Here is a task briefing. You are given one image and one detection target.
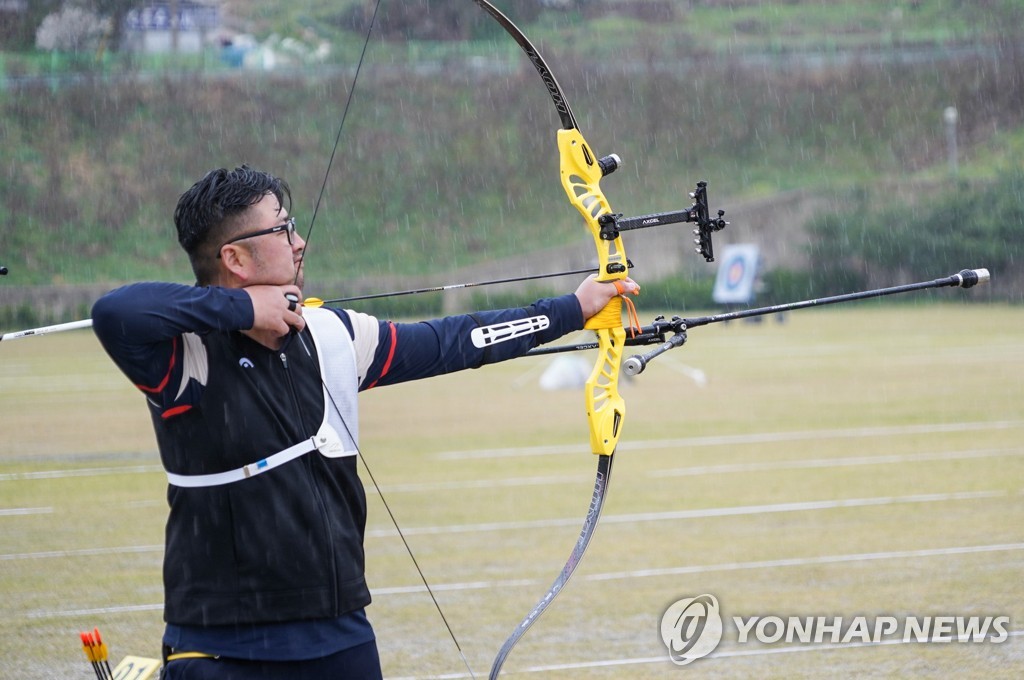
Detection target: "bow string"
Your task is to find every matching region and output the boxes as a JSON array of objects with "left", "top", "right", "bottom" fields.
[{"left": 293, "top": 0, "right": 478, "bottom": 675}]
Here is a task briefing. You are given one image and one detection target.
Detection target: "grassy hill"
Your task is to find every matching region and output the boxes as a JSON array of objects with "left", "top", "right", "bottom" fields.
[
  {"left": 218, "top": 0, "right": 1022, "bottom": 54},
  {"left": 1, "top": 1, "right": 1022, "bottom": 322}
]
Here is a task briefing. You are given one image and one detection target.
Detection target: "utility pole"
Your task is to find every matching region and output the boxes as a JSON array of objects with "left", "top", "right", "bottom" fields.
[
  {"left": 943, "top": 106, "right": 959, "bottom": 178},
  {"left": 170, "top": 0, "right": 179, "bottom": 53}
]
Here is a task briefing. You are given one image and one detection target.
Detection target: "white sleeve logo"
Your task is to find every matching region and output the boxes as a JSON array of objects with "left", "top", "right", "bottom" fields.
[
  {"left": 175, "top": 332, "right": 209, "bottom": 400},
  {"left": 471, "top": 315, "right": 550, "bottom": 348}
]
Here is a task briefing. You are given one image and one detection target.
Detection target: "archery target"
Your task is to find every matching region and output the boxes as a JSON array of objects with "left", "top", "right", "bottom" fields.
[{"left": 712, "top": 244, "right": 760, "bottom": 304}]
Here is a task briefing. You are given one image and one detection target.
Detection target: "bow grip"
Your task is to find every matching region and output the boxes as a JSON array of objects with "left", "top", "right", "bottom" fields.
[{"left": 584, "top": 295, "right": 623, "bottom": 331}]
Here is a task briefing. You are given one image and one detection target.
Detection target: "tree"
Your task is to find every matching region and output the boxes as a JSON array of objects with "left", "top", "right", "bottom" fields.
[
  {"left": 0, "top": 0, "right": 64, "bottom": 50},
  {"left": 36, "top": 6, "right": 111, "bottom": 52}
]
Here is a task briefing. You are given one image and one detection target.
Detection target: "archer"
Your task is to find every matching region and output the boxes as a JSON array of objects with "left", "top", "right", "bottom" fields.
[{"left": 91, "top": 165, "right": 638, "bottom": 678}]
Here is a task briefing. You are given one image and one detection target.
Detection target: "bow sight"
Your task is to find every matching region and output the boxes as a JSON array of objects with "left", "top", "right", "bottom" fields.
[{"left": 597, "top": 179, "right": 729, "bottom": 263}]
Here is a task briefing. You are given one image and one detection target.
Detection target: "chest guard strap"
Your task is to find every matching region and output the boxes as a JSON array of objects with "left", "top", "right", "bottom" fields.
[{"left": 165, "top": 308, "right": 358, "bottom": 488}]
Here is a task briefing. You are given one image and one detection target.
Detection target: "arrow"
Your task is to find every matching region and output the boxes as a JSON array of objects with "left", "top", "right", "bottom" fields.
[
  {"left": 303, "top": 263, "right": 631, "bottom": 307},
  {"left": 1, "top": 319, "right": 93, "bottom": 342}
]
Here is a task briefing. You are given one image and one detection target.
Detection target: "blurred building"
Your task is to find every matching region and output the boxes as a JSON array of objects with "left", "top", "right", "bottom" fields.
[{"left": 123, "top": 0, "right": 220, "bottom": 53}]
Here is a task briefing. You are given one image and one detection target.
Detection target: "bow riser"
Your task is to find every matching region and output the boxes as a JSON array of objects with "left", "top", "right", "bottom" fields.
[
  {"left": 558, "top": 125, "right": 628, "bottom": 458},
  {"left": 558, "top": 129, "right": 627, "bottom": 294}
]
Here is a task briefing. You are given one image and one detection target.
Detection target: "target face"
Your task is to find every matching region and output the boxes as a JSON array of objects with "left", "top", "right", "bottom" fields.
[{"left": 712, "top": 244, "right": 759, "bottom": 304}]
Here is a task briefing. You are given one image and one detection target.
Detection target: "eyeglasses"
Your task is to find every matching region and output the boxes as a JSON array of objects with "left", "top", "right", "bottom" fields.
[{"left": 217, "top": 217, "right": 297, "bottom": 258}]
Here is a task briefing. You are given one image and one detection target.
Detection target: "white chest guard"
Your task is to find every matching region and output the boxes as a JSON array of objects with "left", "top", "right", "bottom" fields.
[{"left": 165, "top": 307, "right": 359, "bottom": 488}]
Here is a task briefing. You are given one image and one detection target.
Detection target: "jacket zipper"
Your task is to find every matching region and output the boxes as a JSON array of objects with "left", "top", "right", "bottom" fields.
[{"left": 279, "top": 347, "right": 340, "bottom": 613}]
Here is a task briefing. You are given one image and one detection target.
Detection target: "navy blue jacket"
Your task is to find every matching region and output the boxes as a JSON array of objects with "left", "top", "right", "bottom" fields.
[{"left": 92, "top": 282, "right": 583, "bottom": 627}]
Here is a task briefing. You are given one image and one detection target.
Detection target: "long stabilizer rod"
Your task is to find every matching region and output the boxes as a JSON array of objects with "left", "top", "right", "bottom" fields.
[
  {"left": 685, "top": 268, "right": 989, "bottom": 329},
  {"left": 621, "top": 268, "right": 990, "bottom": 375}
]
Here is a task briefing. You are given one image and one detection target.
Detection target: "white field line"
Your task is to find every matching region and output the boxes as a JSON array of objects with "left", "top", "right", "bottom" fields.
[
  {"left": 0, "top": 544, "right": 162, "bottom": 561},
  {"left": 4, "top": 489, "right": 1011, "bottom": 562},
  {"left": 3, "top": 420, "right": 1020, "bottom": 488},
  {"left": 364, "top": 490, "right": 1007, "bottom": 539},
  {"left": 0, "top": 445, "right": 1017, "bottom": 495},
  {"left": 389, "top": 630, "right": 1024, "bottom": 680},
  {"left": 435, "top": 420, "right": 1024, "bottom": 460},
  {"left": 581, "top": 541, "right": 1024, "bottom": 584},
  {"left": 27, "top": 542, "right": 1024, "bottom": 620},
  {"left": 372, "top": 543, "right": 1024, "bottom": 598},
  {"left": 654, "top": 446, "right": 1023, "bottom": 478},
  {"left": 28, "top": 603, "right": 164, "bottom": 618},
  {"left": 372, "top": 447, "right": 1022, "bottom": 493},
  {"left": 0, "top": 464, "right": 163, "bottom": 482},
  {"left": 0, "top": 506, "right": 52, "bottom": 516}
]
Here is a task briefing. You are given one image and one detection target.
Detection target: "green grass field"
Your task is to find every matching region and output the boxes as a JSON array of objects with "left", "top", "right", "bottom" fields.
[{"left": 2, "top": 303, "right": 1022, "bottom": 678}]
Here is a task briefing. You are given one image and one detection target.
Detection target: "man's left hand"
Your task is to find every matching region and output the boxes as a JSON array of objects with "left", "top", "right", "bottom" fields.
[{"left": 575, "top": 276, "right": 640, "bottom": 320}]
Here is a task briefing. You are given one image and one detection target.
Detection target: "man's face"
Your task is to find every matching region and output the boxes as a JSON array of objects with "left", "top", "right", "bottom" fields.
[{"left": 233, "top": 193, "right": 306, "bottom": 289}]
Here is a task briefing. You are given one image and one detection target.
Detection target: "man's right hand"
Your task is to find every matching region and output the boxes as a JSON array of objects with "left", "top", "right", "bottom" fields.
[{"left": 243, "top": 285, "right": 306, "bottom": 349}]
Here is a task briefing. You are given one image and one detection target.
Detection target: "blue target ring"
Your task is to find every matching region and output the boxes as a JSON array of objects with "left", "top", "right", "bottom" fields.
[{"left": 725, "top": 256, "right": 747, "bottom": 289}]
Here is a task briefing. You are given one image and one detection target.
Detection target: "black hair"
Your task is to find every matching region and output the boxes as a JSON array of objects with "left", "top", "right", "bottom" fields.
[{"left": 174, "top": 165, "right": 292, "bottom": 283}]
